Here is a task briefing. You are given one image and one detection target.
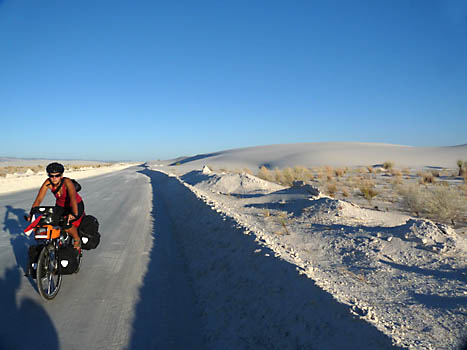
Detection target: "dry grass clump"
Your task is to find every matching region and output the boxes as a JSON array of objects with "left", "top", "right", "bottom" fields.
[
  {"left": 398, "top": 184, "right": 425, "bottom": 216},
  {"left": 342, "top": 187, "right": 350, "bottom": 197},
  {"left": 398, "top": 183, "right": 466, "bottom": 224},
  {"left": 358, "top": 179, "right": 378, "bottom": 202},
  {"left": 290, "top": 166, "right": 314, "bottom": 182},
  {"left": 257, "top": 166, "right": 274, "bottom": 182},
  {"left": 383, "top": 161, "right": 394, "bottom": 170},
  {"left": 334, "top": 168, "right": 346, "bottom": 178},
  {"left": 390, "top": 168, "right": 402, "bottom": 177},
  {"left": 419, "top": 172, "right": 436, "bottom": 184},
  {"left": 257, "top": 166, "right": 313, "bottom": 186},
  {"left": 426, "top": 186, "right": 466, "bottom": 224},
  {"left": 326, "top": 182, "right": 338, "bottom": 197}
]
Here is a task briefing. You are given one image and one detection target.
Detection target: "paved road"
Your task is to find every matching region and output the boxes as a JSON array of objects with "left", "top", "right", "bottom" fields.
[{"left": 0, "top": 165, "right": 203, "bottom": 350}]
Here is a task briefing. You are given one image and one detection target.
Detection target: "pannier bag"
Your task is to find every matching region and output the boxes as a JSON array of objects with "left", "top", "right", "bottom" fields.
[
  {"left": 57, "top": 246, "right": 79, "bottom": 274},
  {"left": 27, "top": 244, "right": 43, "bottom": 279},
  {"left": 79, "top": 215, "right": 100, "bottom": 250}
]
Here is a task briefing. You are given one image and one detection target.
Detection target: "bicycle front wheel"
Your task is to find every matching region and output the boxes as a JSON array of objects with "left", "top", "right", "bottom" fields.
[{"left": 36, "top": 244, "right": 62, "bottom": 300}]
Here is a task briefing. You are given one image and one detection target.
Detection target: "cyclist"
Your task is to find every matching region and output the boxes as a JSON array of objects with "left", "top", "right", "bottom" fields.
[{"left": 28, "top": 162, "right": 84, "bottom": 252}]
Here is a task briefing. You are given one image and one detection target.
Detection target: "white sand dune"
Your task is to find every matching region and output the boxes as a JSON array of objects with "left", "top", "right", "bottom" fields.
[{"left": 170, "top": 142, "right": 467, "bottom": 170}]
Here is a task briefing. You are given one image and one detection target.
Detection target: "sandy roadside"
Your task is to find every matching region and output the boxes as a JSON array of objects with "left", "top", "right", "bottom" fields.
[{"left": 0, "top": 163, "right": 140, "bottom": 195}]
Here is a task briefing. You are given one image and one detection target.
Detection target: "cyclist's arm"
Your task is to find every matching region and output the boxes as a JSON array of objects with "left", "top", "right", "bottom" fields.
[
  {"left": 30, "top": 179, "right": 50, "bottom": 212},
  {"left": 64, "top": 178, "right": 79, "bottom": 216}
]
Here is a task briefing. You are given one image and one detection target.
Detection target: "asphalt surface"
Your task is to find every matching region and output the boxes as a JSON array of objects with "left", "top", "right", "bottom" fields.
[{"left": 0, "top": 165, "right": 203, "bottom": 350}]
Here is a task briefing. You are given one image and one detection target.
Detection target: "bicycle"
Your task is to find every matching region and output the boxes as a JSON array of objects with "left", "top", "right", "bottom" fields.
[{"left": 24, "top": 206, "right": 82, "bottom": 300}]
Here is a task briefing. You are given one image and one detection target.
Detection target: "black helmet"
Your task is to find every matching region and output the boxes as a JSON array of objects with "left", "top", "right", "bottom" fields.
[{"left": 46, "top": 162, "right": 64, "bottom": 174}]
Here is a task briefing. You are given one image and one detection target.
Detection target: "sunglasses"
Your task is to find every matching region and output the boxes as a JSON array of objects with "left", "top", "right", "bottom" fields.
[{"left": 48, "top": 174, "right": 62, "bottom": 178}]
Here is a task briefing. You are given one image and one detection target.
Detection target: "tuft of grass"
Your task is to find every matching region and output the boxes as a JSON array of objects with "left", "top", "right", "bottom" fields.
[
  {"left": 398, "top": 183, "right": 466, "bottom": 224},
  {"left": 426, "top": 185, "right": 466, "bottom": 224},
  {"left": 257, "top": 166, "right": 274, "bottom": 182},
  {"left": 398, "top": 184, "right": 426, "bottom": 216},
  {"left": 257, "top": 166, "right": 314, "bottom": 186},
  {"left": 383, "top": 161, "right": 394, "bottom": 170},
  {"left": 358, "top": 180, "right": 378, "bottom": 202},
  {"left": 419, "top": 172, "right": 436, "bottom": 184},
  {"left": 342, "top": 187, "right": 350, "bottom": 197},
  {"left": 334, "top": 168, "right": 346, "bottom": 178},
  {"left": 326, "top": 182, "right": 338, "bottom": 197}
]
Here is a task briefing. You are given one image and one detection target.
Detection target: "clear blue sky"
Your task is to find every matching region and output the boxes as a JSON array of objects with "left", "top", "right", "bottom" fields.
[{"left": 1, "top": 0, "right": 466, "bottom": 161}]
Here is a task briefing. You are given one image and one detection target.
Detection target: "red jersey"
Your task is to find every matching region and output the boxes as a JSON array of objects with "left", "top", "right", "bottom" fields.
[{"left": 52, "top": 178, "right": 83, "bottom": 208}]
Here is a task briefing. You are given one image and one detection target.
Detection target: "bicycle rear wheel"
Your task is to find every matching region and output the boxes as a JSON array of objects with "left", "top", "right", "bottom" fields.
[{"left": 36, "top": 244, "right": 62, "bottom": 300}]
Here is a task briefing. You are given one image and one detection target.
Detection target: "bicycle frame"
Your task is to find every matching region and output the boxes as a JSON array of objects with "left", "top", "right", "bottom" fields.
[{"left": 24, "top": 206, "right": 73, "bottom": 300}]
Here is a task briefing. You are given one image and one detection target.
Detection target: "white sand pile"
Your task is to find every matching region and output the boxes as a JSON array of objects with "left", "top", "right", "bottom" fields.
[{"left": 181, "top": 168, "right": 285, "bottom": 195}]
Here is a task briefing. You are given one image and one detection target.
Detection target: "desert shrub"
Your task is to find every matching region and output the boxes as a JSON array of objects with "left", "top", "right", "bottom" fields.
[
  {"left": 425, "top": 186, "right": 466, "bottom": 224},
  {"left": 431, "top": 170, "right": 440, "bottom": 177},
  {"left": 358, "top": 180, "right": 378, "bottom": 202},
  {"left": 274, "top": 168, "right": 283, "bottom": 184},
  {"left": 383, "top": 161, "right": 394, "bottom": 170},
  {"left": 399, "top": 184, "right": 466, "bottom": 224},
  {"left": 398, "top": 183, "right": 426, "bottom": 215},
  {"left": 367, "top": 166, "right": 374, "bottom": 174},
  {"left": 257, "top": 166, "right": 274, "bottom": 182},
  {"left": 342, "top": 187, "right": 349, "bottom": 197},
  {"left": 355, "top": 167, "right": 366, "bottom": 174},
  {"left": 258, "top": 166, "right": 315, "bottom": 186},
  {"left": 326, "top": 182, "right": 338, "bottom": 197},
  {"left": 282, "top": 167, "right": 295, "bottom": 186},
  {"left": 291, "top": 166, "right": 313, "bottom": 182},
  {"left": 334, "top": 168, "right": 345, "bottom": 177},
  {"left": 390, "top": 168, "right": 402, "bottom": 177},
  {"left": 419, "top": 172, "right": 436, "bottom": 184}
]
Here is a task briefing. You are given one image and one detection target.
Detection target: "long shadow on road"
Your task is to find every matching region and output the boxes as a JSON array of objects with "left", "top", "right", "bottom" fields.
[
  {"left": 128, "top": 167, "right": 205, "bottom": 349},
  {"left": 137, "top": 169, "right": 404, "bottom": 350}
]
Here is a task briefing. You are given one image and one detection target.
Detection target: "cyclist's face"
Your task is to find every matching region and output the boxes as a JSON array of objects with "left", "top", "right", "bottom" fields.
[{"left": 48, "top": 173, "right": 62, "bottom": 184}]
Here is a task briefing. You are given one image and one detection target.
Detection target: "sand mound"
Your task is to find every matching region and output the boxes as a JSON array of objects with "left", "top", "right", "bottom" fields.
[{"left": 182, "top": 170, "right": 285, "bottom": 195}]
